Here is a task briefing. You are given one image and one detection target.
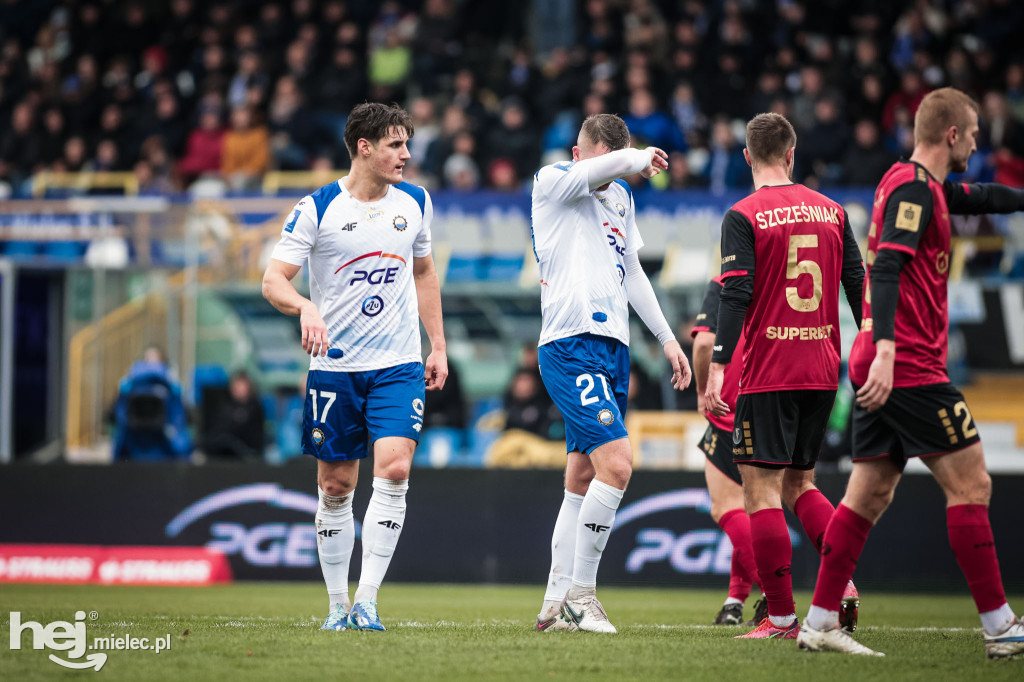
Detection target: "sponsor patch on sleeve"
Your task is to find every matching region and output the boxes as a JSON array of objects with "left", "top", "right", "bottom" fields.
[{"left": 894, "top": 201, "right": 922, "bottom": 232}]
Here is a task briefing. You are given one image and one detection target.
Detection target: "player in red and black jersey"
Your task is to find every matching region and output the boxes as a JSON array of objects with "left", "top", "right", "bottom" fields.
[
  {"left": 801, "top": 88, "right": 1024, "bottom": 658},
  {"left": 692, "top": 276, "right": 762, "bottom": 626},
  {"left": 704, "top": 113, "right": 865, "bottom": 640}
]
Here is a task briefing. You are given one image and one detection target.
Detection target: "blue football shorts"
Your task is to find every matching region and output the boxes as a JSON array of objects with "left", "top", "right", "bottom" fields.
[
  {"left": 301, "top": 362, "right": 425, "bottom": 462},
  {"left": 538, "top": 333, "right": 630, "bottom": 455}
]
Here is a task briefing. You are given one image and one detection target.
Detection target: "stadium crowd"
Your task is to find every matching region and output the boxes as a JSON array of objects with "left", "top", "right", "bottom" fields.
[{"left": 0, "top": 0, "right": 1023, "bottom": 197}]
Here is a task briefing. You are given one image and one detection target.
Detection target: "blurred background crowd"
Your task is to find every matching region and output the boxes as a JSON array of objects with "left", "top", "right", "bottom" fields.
[{"left": 2, "top": 0, "right": 1024, "bottom": 198}]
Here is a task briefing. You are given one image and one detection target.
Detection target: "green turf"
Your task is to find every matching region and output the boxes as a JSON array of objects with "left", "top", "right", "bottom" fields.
[{"left": 2, "top": 583, "right": 1021, "bottom": 681}]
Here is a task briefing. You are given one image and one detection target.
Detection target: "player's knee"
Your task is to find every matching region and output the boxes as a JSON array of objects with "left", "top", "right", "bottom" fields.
[
  {"left": 964, "top": 470, "right": 992, "bottom": 505},
  {"left": 377, "top": 459, "right": 412, "bottom": 482},
  {"left": 320, "top": 478, "right": 355, "bottom": 497}
]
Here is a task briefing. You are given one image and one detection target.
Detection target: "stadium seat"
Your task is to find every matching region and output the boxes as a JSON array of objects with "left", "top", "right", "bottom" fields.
[
  {"left": 0, "top": 241, "right": 40, "bottom": 258},
  {"left": 192, "top": 364, "right": 229, "bottom": 406}
]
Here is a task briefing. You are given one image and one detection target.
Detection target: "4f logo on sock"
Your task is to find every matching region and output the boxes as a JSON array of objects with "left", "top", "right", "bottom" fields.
[
  {"left": 378, "top": 520, "right": 401, "bottom": 530},
  {"left": 317, "top": 529, "right": 341, "bottom": 537},
  {"left": 774, "top": 564, "right": 792, "bottom": 578},
  {"left": 584, "top": 523, "right": 610, "bottom": 533}
]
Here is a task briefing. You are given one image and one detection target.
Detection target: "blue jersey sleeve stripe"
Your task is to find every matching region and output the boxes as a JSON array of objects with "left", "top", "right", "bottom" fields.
[
  {"left": 394, "top": 181, "right": 426, "bottom": 217},
  {"left": 613, "top": 178, "right": 632, "bottom": 202},
  {"left": 311, "top": 181, "right": 343, "bottom": 226}
]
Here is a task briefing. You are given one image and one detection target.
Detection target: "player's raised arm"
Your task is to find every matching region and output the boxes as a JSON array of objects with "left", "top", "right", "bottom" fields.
[{"left": 579, "top": 146, "right": 667, "bottom": 190}]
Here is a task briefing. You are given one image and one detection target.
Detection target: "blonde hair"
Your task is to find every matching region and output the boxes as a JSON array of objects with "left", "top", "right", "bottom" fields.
[{"left": 914, "top": 87, "right": 978, "bottom": 146}]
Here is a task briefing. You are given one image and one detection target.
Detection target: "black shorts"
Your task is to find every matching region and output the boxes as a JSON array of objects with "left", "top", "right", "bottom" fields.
[
  {"left": 700, "top": 423, "right": 742, "bottom": 485},
  {"left": 851, "top": 382, "right": 981, "bottom": 470},
  {"left": 732, "top": 389, "right": 836, "bottom": 470}
]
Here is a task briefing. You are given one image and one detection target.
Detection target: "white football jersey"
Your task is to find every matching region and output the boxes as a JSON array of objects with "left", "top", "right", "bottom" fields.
[
  {"left": 271, "top": 178, "right": 433, "bottom": 372},
  {"left": 531, "top": 161, "right": 643, "bottom": 347}
]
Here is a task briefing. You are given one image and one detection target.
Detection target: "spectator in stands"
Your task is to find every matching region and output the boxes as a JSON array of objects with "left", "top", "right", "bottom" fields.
[
  {"left": 201, "top": 369, "right": 265, "bottom": 460},
  {"left": 984, "top": 92, "right": 1024, "bottom": 188},
  {"left": 38, "top": 106, "right": 66, "bottom": 168},
  {"left": 664, "top": 151, "right": 706, "bottom": 190},
  {"left": 314, "top": 46, "right": 366, "bottom": 140},
  {"left": 368, "top": 27, "right": 412, "bottom": 102},
  {"left": 136, "top": 90, "right": 188, "bottom": 159},
  {"left": 841, "top": 120, "right": 897, "bottom": 187},
  {"left": 228, "top": 51, "right": 269, "bottom": 109},
  {"left": 504, "top": 367, "right": 561, "bottom": 440},
  {"left": 702, "top": 118, "right": 747, "bottom": 195},
  {"left": 267, "top": 75, "right": 315, "bottom": 170},
  {"left": 485, "top": 98, "right": 538, "bottom": 183},
  {"left": 882, "top": 70, "right": 930, "bottom": 133},
  {"left": 178, "top": 107, "right": 224, "bottom": 184},
  {"left": 221, "top": 104, "right": 269, "bottom": 190},
  {"left": 627, "top": 362, "right": 663, "bottom": 411},
  {"left": 0, "top": 102, "right": 40, "bottom": 185},
  {"left": 443, "top": 131, "right": 480, "bottom": 190},
  {"left": 412, "top": 0, "right": 459, "bottom": 96},
  {"left": 56, "top": 135, "right": 89, "bottom": 173},
  {"left": 423, "top": 359, "right": 467, "bottom": 430},
  {"left": 90, "top": 139, "right": 122, "bottom": 172},
  {"left": 799, "top": 97, "right": 850, "bottom": 184},
  {"left": 624, "top": 88, "right": 686, "bottom": 152},
  {"left": 405, "top": 96, "right": 440, "bottom": 183}
]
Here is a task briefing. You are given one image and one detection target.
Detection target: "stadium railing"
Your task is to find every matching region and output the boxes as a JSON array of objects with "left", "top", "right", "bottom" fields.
[{"left": 31, "top": 171, "right": 139, "bottom": 198}]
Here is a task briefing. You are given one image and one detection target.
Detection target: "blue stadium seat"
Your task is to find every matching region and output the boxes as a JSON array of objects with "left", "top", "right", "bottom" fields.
[
  {"left": 1, "top": 241, "right": 40, "bottom": 258},
  {"left": 192, "top": 364, "right": 229, "bottom": 405},
  {"left": 483, "top": 254, "right": 524, "bottom": 281},
  {"left": 42, "top": 240, "right": 87, "bottom": 261}
]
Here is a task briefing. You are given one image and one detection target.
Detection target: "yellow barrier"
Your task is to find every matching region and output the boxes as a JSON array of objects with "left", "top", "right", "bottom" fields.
[
  {"left": 31, "top": 171, "right": 139, "bottom": 198},
  {"left": 66, "top": 293, "right": 170, "bottom": 449},
  {"left": 261, "top": 170, "right": 348, "bottom": 195}
]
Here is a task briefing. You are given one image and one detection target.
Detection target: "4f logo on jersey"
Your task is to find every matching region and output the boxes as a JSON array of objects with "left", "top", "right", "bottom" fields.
[
  {"left": 317, "top": 529, "right": 341, "bottom": 538},
  {"left": 350, "top": 267, "right": 399, "bottom": 286},
  {"left": 340, "top": 222, "right": 357, "bottom": 231},
  {"left": 584, "top": 523, "right": 610, "bottom": 533},
  {"left": 378, "top": 520, "right": 401, "bottom": 530}
]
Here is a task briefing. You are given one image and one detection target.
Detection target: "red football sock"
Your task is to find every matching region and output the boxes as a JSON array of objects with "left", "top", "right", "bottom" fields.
[
  {"left": 718, "top": 509, "right": 757, "bottom": 601},
  {"left": 793, "top": 489, "right": 835, "bottom": 556},
  {"left": 811, "top": 504, "right": 872, "bottom": 612},
  {"left": 749, "top": 508, "right": 794, "bottom": 617},
  {"left": 947, "top": 504, "right": 1007, "bottom": 613}
]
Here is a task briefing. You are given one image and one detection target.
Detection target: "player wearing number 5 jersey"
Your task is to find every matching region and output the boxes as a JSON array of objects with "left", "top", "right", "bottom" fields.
[
  {"left": 531, "top": 114, "right": 692, "bottom": 634},
  {"left": 262, "top": 103, "right": 447, "bottom": 633},
  {"left": 705, "top": 113, "right": 864, "bottom": 640},
  {"left": 801, "top": 88, "right": 1024, "bottom": 658}
]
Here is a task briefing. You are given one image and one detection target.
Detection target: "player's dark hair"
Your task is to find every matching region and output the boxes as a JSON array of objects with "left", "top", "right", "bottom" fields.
[
  {"left": 343, "top": 102, "right": 415, "bottom": 160},
  {"left": 745, "top": 113, "right": 797, "bottom": 168},
  {"left": 580, "top": 114, "right": 630, "bottom": 151},
  {"left": 914, "top": 87, "right": 978, "bottom": 146}
]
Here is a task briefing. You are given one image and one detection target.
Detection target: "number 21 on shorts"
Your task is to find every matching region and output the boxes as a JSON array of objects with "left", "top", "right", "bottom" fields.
[
  {"left": 309, "top": 389, "right": 336, "bottom": 423},
  {"left": 577, "top": 373, "right": 611, "bottom": 406}
]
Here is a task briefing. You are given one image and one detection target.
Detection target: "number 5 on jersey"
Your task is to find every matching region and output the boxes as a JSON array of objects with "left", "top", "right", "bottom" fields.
[
  {"left": 309, "top": 389, "right": 336, "bottom": 422},
  {"left": 786, "top": 234, "right": 823, "bottom": 312}
]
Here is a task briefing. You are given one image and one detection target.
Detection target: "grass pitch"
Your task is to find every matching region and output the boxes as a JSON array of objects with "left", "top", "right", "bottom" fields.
[{"left": 2, "top": 583, "right": 1022, "bottom": 681}]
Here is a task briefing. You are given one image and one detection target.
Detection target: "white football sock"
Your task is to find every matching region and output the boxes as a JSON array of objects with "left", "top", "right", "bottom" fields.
[
  {"left": 980, "top": 603, "right": 1016, "bottom": 636},
  {"left": 805, "top": 605, "right": 838, "bottom": 631},
  {"left": 542, "top": 489, "right": 585, "bottom": 605},
  {"left": 316, "top": 487, "right": 355, "bottom": 612},
  {"left": 572, "top": 479, "right": 624, "bottom": 589},
  {"left": 354, "top": 477, "right": 408, "bottom": 604}
]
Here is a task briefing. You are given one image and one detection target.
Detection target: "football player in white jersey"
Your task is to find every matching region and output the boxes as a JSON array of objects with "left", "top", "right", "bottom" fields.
[
  {"left": 262, "top": 103, "right": 447, "bottom": 632},
  {"left": 531, "top": 114, "right": 692, "bottom": 633}
]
